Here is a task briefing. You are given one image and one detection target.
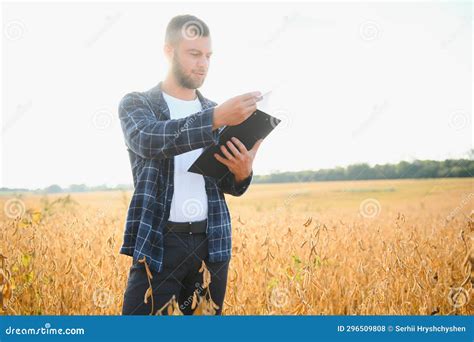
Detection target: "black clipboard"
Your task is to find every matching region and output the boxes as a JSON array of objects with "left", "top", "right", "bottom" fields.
[{"left": 188, "top": 109, "right": 281, "bottom": 180}]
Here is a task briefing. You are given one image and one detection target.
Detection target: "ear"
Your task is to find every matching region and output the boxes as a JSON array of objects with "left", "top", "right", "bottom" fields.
[{"left": 163, "top": 43, "right": 174, "bottom": 62}]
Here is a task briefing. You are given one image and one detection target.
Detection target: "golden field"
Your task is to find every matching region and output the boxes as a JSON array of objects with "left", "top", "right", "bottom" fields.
[{"left": 0, "top": 178, "right": 472, "bottom": 315}]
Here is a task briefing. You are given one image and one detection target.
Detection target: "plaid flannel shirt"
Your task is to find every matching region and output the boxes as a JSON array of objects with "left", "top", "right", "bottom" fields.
[{"left": 118, "top": 81, "right": 253, "bottom": 273}]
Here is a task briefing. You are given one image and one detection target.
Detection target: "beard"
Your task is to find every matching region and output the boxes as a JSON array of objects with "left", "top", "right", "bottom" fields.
[{"left": 171, "top": 54, "right": 204, "bottom": 89}]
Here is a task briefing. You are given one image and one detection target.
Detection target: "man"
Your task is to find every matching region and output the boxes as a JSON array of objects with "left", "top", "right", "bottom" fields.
[{"left": 119, "top": 14, "right": 263, "bottom": 315}]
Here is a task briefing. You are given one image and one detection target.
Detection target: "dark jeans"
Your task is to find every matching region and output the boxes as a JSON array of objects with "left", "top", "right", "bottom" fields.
[{"left": 121, "top": 230, "right": 230, "bottom": 315}]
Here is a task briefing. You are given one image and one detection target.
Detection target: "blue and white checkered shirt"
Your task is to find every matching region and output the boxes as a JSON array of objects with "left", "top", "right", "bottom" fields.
[{"left": 118, "top": 81, "right": 253, "bottom": 273}]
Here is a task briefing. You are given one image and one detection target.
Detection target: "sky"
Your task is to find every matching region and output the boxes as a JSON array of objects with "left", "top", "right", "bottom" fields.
[{"left": 1, "top": 0, "right": 472, "bottom": 189}]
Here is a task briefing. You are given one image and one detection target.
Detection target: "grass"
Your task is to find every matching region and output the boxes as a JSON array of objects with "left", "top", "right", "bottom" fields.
[{"left": 0, "top": 177, "right": 472, "bottom": 315}]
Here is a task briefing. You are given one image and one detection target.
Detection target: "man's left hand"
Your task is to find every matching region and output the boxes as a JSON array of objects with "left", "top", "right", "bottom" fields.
[{"left": 214, "top": 137, "right": 263, "bottom": 184}]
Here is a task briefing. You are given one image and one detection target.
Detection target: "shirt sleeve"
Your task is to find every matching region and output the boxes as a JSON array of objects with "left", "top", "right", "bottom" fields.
[
  {"left": 118, "top": 92, "right": 219, "bottom": 160},
  {"left": 217, "top": 169, "right": 253, "bottom": 197}
]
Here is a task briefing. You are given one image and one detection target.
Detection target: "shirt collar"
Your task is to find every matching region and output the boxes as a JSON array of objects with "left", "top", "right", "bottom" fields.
[{"left": 147, "top": 81, "right": 214, "bottom": 120}]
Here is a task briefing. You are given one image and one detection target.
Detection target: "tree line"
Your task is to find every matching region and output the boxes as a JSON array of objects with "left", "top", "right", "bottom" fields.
[
  {"left": 1, "top": 155, "right": 472, "bottom": 194},
  {"left": 252, "top": 158, "right": 473, "bottom": 183}
]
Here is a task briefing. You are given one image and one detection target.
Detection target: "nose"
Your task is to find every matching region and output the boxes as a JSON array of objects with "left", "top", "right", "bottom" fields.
[{"left": 197, "top": 56, "right": 209, "bottom": 70}]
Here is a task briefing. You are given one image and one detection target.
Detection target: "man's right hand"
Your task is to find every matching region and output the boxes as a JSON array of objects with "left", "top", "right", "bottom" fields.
[{"left": 212, "top": 91, "right": 262, "bottom": 130}]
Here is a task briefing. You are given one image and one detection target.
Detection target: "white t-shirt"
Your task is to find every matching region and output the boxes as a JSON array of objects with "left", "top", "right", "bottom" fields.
[{"left": 162, "top": 91, "right": 208, "bottom": 222}]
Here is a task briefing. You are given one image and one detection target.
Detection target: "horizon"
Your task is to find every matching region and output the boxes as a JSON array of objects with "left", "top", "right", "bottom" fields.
[{"left": 1, "top": 153, "right": 471, "bottom": 191}]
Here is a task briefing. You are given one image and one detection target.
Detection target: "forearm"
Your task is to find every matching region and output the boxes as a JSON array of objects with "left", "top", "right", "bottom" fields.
[
  {"left": 119, "top": 92, "right": 220, "bottom": 159},
  {"left": 212, "top": 105, "right": 226, "bottom": 131}
]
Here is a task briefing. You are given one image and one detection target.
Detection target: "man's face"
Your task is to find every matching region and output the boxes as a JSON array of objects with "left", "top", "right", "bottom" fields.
[{"left": 169, "top": 36, "right": 213, "bottom": 89}]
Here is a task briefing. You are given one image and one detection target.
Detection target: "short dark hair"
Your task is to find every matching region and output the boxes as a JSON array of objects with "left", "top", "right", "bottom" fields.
[{"left": 165, "top": 14, "right": 210, "bottom": 46}]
